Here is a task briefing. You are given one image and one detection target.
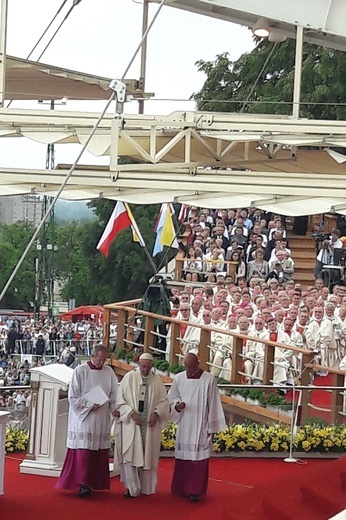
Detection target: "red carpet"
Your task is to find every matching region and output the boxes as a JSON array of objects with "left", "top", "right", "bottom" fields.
[
  {"left": 2, "top": 455, "right": 343, "bottom": 520},
  {"left": 285, "top": 373, "right": 346, "bottom": 423},
  {"left": 223, "top": 456, "right": 346, "bottom": 520}
]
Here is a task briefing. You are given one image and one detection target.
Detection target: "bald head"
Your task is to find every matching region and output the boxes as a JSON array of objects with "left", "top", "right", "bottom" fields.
[{"left": 184, "top": 353, "right": 199, "bottom": 377}]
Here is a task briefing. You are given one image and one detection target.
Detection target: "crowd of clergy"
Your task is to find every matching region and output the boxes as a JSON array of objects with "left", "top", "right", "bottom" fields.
[{"left": 165, "top": 208, "right": 346, "bottom": 385}]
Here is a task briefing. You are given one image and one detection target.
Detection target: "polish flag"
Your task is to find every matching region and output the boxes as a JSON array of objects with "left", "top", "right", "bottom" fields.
[
  {"left": 96, "top": 201, "right": 132, "bottom": 257},
  {"left": 178, "top": 204, "right": 189, "bottom": 222}
]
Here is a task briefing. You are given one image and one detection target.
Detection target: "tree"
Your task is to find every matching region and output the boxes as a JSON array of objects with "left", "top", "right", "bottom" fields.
[
  {"left": 192, "top": 37, "right": 346, "bottom": 120},
  {"left": 0, "top": 222, "right": 36, "bottom": 309},
  {"left": 0, "top": 201, "right": 176, "bottom": 310},
  {"left": 53, "top": 201, "right": 163, "bottom": 305}
]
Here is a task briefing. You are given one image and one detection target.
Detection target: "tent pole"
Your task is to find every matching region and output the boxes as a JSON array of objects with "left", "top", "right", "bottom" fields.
[
  {"left": 292, "top": 25, "right": 303, "bottom": 119},
  {"left": 138, "top": 0, "right": 149, "bottom": 115},
  {"left": 0, "top": 0, "right": 8, "bottom": 108}
]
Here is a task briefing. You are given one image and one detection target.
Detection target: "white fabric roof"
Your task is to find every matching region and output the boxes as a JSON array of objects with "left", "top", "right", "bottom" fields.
[
  {"left": 0, "top": 109, "right": 345, "bottom": 216},
  {"left": 150, "top": 0, "right": 346, "bottom": 51}
]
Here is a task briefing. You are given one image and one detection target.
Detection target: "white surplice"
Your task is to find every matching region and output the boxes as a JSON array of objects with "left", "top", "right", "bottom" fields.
[
  {"left": 67, "top": 363, "right": 118, "bottom": 450},
  {"left": 168, "top": 370, "right": 226, "bottom": 461},
  {"left": 115, "top": 368, "right": 169, "bottom": 496}
]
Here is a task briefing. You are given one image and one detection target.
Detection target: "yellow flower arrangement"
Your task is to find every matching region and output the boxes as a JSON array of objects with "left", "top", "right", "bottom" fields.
[
  {"left": 5, "top": 427, "right": 28, "bottom": 453},
  {"left": 161, "top": 421, "right": 346, "bottom": 453}
]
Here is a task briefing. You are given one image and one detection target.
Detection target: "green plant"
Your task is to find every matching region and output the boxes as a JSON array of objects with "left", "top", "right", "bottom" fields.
[
  {"left": 116, "top": 348, "right": 127, "bottom": 361},
  {"left": 157, "top": 360, "right": 169, "bottom": 372},
  {"left": 126, "top": 351, "right": 136, "bottom": 363},
  {"left": 161, "top": 421, "right": 346, "bottom": 453},
  {"left": 5, "top": 427, "right": 28, "bottom": 453},
  {"left": 169, "top": 363, "right": 184, "bottom": 374},
  {"left": 266, "top": 392, "right": 286, "bottom": 407},
  {"left": 216, "top": 377, "right": 229, "bottom": 386},
  {"left": 153, "top": 358, "right": 161, "bottom": 369},
  {"left": 248, "top": 388, "right": 263, "bottom": 401},
  {"left": 239, "top": 388, "right": 250, "bottom": 400}
]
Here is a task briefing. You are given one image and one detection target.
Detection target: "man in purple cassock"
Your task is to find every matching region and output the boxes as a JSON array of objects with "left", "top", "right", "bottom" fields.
[
  {"left": 56, "top": 344, "right": 118, "bottom": 498},
  {"left": 168, "top": 353, "right": 226, "bottom": 502}
]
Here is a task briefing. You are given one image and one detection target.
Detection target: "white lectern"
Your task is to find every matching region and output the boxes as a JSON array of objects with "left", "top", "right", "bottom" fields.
[
  {"left": 0, "top": 411, "right": 10, "bottom": 495},
  {"left": 20, "top": 364, "right": 73, "bottom": 477}
]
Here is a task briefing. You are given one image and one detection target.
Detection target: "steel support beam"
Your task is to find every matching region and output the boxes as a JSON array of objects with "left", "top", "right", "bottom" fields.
[
  {"left": 149, "top": 0, "right": 346, "bottom": 51},
  {"left": 0, "top": 167, "right": 345, "bottom": 198},
  {"left": 0, "top": 0, "right": 7, "bottom": 108}
]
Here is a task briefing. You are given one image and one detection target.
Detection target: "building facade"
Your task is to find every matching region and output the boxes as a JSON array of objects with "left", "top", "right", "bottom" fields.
[{"left": 0, "top": 195, "right": 43, "bottom": 227}]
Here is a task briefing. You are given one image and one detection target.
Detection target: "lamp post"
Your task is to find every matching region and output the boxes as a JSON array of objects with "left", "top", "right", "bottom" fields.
[
  {"left": 34, "top": 240, "right": 43, "bottom": 321},
  {"left": 46, "top": 242, "right": 58, "bottom": 319}
]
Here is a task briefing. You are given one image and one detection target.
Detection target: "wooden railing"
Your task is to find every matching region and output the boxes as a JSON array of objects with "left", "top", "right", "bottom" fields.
[
  {"left": 174, "top": 257, "right": 239, "bottom": 283},
  {"left": 103, "top": 299, "right": 346, "bottom": 424}
]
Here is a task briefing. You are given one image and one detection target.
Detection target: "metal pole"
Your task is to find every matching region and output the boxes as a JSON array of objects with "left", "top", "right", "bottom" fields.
[
  {"left": 0, "top": 0, "right": 166, "bottom": 305},
  {"left": 292, "top": 25, "right": 303, "bottom": 119},
  {"left": 138, "top": 0, "right": 149, "bottom": 115},
  {"left": 0, "top": 0, "right": 8, "bottom": 108}
]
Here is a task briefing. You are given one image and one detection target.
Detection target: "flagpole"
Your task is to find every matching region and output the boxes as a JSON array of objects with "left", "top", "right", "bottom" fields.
[{"left": 143, "top": 244, "right": 158, "bottom": 275}]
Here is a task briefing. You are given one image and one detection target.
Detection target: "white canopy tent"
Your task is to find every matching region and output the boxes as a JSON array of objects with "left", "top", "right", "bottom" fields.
[{"left": 0, "top": 0, "right": 345, "bottom": 217}]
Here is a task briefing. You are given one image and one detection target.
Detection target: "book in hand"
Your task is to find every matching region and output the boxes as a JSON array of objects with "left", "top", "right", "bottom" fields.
[{"left": 83, "top": 386, "right": 110, "bottom": 406}]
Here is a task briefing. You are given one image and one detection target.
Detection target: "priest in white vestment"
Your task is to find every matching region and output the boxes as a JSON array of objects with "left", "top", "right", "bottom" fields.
[
  {"left": 56, "top": 345, "right": 118, "bottom": 498},
  {"left": 115, "top": 353, "right": 169, "bottom": 498},
  {"left": 168, "top": 353, "right": 226, "bottom": 502}
]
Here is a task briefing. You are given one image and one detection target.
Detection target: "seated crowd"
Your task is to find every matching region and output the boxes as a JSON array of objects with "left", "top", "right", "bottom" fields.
[
  {"left": 180, "top": 207, "right": 293, "bottom": 284},
  {"left": 165, "top": 207, "right": 346, "bottom": 386}
]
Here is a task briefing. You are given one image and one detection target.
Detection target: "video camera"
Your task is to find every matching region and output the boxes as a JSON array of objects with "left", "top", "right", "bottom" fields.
[{"left": 311, "top": 232, "right": 330, "bottom": 242}]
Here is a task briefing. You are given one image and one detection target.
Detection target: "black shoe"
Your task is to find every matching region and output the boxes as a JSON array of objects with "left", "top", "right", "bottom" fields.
[
  {"left": 124, "top": 490, "right": 133, "bottom": 499},
  {"left": 189, "top": 494, "right": 199, "bottom": 502},
  {"left": 78, "top": 485, "right": 91, "bottom": 498}
]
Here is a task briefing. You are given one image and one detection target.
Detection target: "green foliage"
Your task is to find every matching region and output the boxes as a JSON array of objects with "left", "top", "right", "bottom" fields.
[
  {"left": 168, "top": 363, "right": 185, "bottom": 374},
  {"left": 54, "top": 201, "right": 163, "bottom": 305},
  {"left": 6, "top": 427, "right": 28, "bottom": 452},
  {"left": 156, "top": 359, "right": 169, "bottom": 372},
  {"left": 0, "top": 222, "right": 36, "bottom": 308},
  {"left": 192, "top": 38, "right": 346, "bottom": 120},
  {"left": 162, "top": 421, "right": 346, "bottom": 453},
  {"left": 0, "top": 200, "right": 168, "bottom": 309},
  {"left": 228, "top": 387, "right": 290, "bottom": 410}
]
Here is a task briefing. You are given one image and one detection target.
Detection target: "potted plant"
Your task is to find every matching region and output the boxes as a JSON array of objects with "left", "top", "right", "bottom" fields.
[
  {"left": 247, "top": 388, "right": 263, "bottom": 406},
  {"left": 266, "top": 392, "right": 286, "bottom": 413},
  {"left": 126, "top": 351, "right": 137, "bottom": 366},
  {"left": 216, "top": 377, "right": 229, "bottom": 394},
  {"left": 157, "top": 359, "right": 169, "bottom": 374},
  {"left": 168, "top": 363, "right": 184, "bottom": 378},
  {"left": 116, "top": 348, "right": 127, "bottom": 363}
]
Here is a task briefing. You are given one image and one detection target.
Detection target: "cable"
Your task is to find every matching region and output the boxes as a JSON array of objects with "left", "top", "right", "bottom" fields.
[
  {"left": 26, "top": 0, "right": 69, "bottom": 60},
  {"left": 6, "top": 0, "right": 73, "bottom": 108},
  {"left": 6, "top": 91, "right": 346, "bottom": 107},
  {"left": 37, "top": 0, "right": 83, "bottom": 62},
  {"left": 240, "top": 43, "right": 278, "bottom": 113},
  {"left": 109, "top": 206, "right": 182, "bottom": 361},
  {"left": 0, "top": 0, "right": 167, "bottom": 306}
]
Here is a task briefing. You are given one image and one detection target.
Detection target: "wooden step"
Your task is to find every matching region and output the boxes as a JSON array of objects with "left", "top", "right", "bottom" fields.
[
  {"left": 294, "top": 261, "right": 315, "bottom": 269},
  {"left": 292, "top": 251, "right": 317, "bottom": 259},
  {"left": 289, "top": 240, "right": 315, "bottom": 249},
  {"left": 293, "top": 272, "right": 315, "bottom": 282}
]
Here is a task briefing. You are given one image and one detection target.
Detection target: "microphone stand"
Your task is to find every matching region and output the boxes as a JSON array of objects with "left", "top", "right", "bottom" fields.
[{"left": 284, "top": 366, "right": 301, "bottom": 463}]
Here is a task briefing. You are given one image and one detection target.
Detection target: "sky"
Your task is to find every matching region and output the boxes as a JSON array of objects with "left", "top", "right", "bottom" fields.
[{"left": 1, "top": 0, "right": 254, "bottom": 169}]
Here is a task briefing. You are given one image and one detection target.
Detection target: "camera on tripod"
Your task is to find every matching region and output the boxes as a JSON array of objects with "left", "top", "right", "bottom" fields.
[{"left": 311, "top": 232, "right": 330, "bottom": 242}]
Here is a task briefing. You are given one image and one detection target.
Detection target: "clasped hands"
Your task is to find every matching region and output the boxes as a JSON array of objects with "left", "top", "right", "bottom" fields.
[
  {"left": 131, "top": 411, "right": 158, "bottom": 427},
  {"left": 175, "top": 401, "right": 186, "bottom": 412}
]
